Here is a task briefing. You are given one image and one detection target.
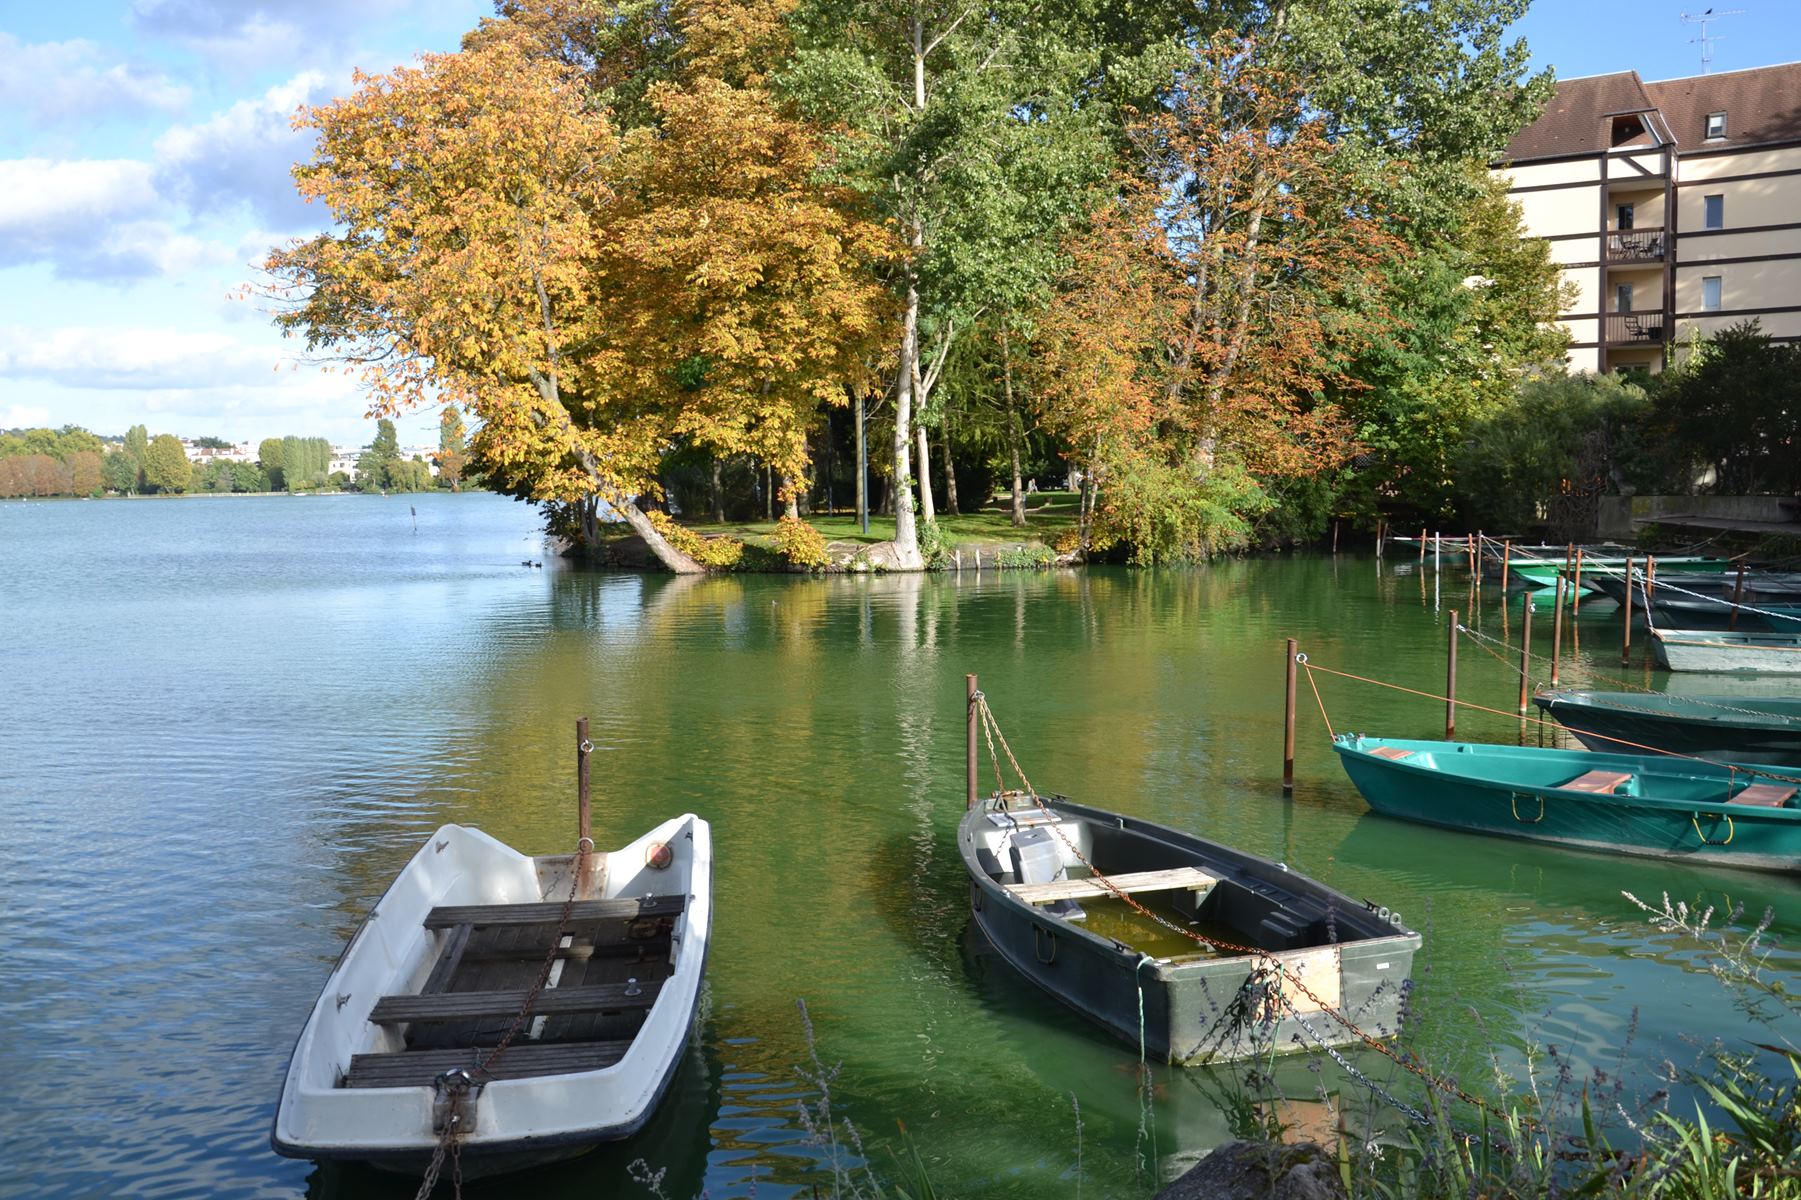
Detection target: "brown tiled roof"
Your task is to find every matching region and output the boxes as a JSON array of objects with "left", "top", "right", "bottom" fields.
[
  {"left": 1646, "top": 62, "right": 1801, "bottom": 152},
  {"left": 1504, "top": 72, "right": 1656, "bottom": 162},
  {"left": 1503, "top": 62, "right": 1801, "bottom": 164}
]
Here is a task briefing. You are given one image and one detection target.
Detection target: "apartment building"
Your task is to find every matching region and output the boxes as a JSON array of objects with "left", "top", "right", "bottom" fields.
[{"left": 1496, "top": 62, "right": 1801, "bottom": 373}]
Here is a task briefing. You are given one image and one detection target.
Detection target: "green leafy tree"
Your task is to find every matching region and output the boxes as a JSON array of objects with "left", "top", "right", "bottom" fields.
[
  {"left": 193, "top": 435, "right": 233, "bottom": 450},
  {"left": 436, "top": 407, "right": 467, "bottom": 491},
  {"left": 231, "top": 461, "right": 269, "bottom": 492},
  {"left": 258, "top": 437, "right": 286, "bottom": 490},
  {"left": 143, "top": 435, "right": 192, "bottom": 494},
  {"left": 1655, "top": 321, "right": 1801, "bottom": 495},
  {"left": 101, "top": 450, "right": 137, "bottom": 494}
]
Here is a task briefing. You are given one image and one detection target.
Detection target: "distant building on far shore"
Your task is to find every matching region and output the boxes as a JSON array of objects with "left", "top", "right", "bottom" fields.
[{"left": 1494, "top": 61, "right": 1801, "bottom": 374}]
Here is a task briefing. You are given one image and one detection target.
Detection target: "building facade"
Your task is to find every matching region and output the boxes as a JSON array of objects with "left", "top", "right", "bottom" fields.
[{"left": 1496, "top": 62, "right": 1801, "bottom": 374}]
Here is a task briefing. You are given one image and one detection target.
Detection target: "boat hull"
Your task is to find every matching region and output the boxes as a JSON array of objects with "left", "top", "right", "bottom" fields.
[
  {"left": 272, "top": 817, "right": 713, "bottom": 1173},
  {"left": 1534, "top": 690, "right": 1801, "bottom": 767},
  {"left": 1333, "top": 736, "right": 1801, "bottom": 873},
  {"left": 1651, "top": 629, "right": 1801, "bottom": 674},
  {"left": 960, "top": 799, "right": 1419, "bottom": 1065}
]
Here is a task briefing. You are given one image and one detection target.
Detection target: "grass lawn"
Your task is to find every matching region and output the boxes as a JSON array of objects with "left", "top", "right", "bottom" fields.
[{"left": 687, "top": 491, "right": 1080, "bottom": 548}]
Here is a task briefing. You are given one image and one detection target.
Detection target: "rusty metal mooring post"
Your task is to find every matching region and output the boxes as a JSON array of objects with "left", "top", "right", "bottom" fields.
[
  {"left": 1550, "top": 575, "right": 1565, "bottom": 687},
  {"left": 965, "top": 674, "right": 979, "bottom": 809},
  {"left": 1621, "top": 556, "right": 1635, "bottom": 667},
  {"left": 1518, "top": 598, "right": 1534, "bottom": 715},
  {"left": 576, "top": 716, "right": 595, "bottom": 897},
  {"left": 1283, "top": 640, "right": 1298, "bottom": 794},
  {"left": 1445, "top": 611, "right": 1459, "bottom": 740}
]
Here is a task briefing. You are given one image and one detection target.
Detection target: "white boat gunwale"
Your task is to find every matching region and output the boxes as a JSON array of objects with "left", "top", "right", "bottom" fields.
[{"left": 271, "top": 814, "right": 712, "bottom": 1165}]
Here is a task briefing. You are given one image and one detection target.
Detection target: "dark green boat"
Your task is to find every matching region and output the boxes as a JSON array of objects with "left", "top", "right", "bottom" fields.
[
  {"left": 1533, "top": 690, "right": 1801, "bottom": 766},
  {"left": 1332, "top": 735, "right": 1801, "bottom": 874}
]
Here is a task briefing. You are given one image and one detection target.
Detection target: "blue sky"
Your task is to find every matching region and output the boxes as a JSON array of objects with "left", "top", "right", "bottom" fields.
[{"left": 1, "top": 1, "right": 1797, "bottom": 446}]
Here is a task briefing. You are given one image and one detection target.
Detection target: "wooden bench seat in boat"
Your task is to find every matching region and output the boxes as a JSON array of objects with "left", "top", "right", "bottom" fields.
[
  {"left": 344, "top": 1039, "right": 634, "bottom": 1088},
  {"left": 370, "top": 980, "right": 663, "bottom": 1025},
  {"left": 1732, "top": 783, "right": 1797, "bottom": 807},
  {"left": 1559, "top": 770, "right": 1632, "bottom": 794},
  {"left": 423, "top": 895, "right": 686, "bottom": 930},
  {"left": 1009, "top": 866, "right": 1219, "bottom": 905}
]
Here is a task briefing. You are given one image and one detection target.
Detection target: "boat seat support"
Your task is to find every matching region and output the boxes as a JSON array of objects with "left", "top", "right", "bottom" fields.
[
  {"left": 370, "top": 980, "right": 663, "bottom": 1025},
  {"left": 1008, "top": 866, "right": 1218, "bottom": 906},
  {"left": 344, "top": 1039, "right": 634, "bottom": 1089},
  {"left": 1560, "top": 770, "right": 1633, "bottom": 794},
  {"left": 1732, "top": 783, "right": 1796, "bottom": 808},
  {"left": 424, "top": 895, "right": 685, "bottom": 930}
]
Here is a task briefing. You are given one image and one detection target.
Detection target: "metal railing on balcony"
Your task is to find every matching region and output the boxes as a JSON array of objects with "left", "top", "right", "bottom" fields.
[
  {"left": 1606, "top": 231, "right": 1667, "bottom": 263},
  {"left": 1605, "top": 312, "right": 1664, "bottom": 345}
]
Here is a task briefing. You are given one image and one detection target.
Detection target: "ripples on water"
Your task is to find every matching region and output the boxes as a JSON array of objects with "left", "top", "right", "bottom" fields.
[{"left": 1, "top": 494, "right": 1796, "bottom": 1198}]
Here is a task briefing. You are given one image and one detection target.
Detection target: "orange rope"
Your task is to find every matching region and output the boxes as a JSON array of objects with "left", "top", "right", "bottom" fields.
[{"left": 1302, "top": 656, "right": 1335, "bottom": 738}]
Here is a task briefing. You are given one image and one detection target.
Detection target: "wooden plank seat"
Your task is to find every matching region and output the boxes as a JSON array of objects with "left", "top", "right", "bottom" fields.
[
  {"left": 424, "top": 895, "right": 685, "bottom": 930},
  {"left": 1370, "top": 746, "right": 1415, "bottom": 761},
  {"left": 371, "top": 980, "right": 663, "bottom": 1025},
  {"left": 344, "top": 1039, "right": 633, "bottom": 1088},
  {"left": 1560, "top": 770, "right": 1632, "bottom": 794},
  {"left": 1009, "top": 866, "right": 1218, "bottom": 906},
  {"left": 1732, "top": 782, "right": 1797, "bottom": 808}
]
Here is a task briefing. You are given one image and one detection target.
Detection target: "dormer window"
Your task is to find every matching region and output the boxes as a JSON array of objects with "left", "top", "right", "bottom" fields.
[{"left": 1705, "top": 111, "right": 1727, "bottom": 139}]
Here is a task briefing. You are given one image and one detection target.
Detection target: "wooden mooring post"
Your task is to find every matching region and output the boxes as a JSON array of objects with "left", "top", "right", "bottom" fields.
[
  {"left": 1283, "top": 639, "right": 1298, "bottom": 794},
  {"left": 1517, "top": 598, "right": 1534, "bottom": 714},
  {"left": 1500, "top": 539, "right": 1512, "bottom": 594},
  {"left": 576, "top": 716, "right": 596, "bottom": 897},
  {"left": 1729, "top": 559, "right": 1747, "bottom": 632},
  {"left": 1621, "top": 556, "right": 1635, "bottom": 667},
  {"left": 966, "top": 674, "right": 979, "bottom": 809},
  {"left": 1419, "top": 528, "right": 1427, "bottom": 563},
  {"left": 1644, "top": 556, "right": 1658, "bottom": 667},
  {"left": 1573, "top": 549, "right": 1584, "bottom": 616},
  {"left": 1549, "top": 575, "right": 1565, "bottom": 687},
  {"left": 1445, "top": 610, "right": 1459, "bottom": 740}
]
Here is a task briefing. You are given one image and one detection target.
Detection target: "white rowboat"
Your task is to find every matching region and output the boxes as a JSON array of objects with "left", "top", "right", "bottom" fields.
[
  {"left": 272, "top": 814, "right": 712, "bottom": 1175},
  {"left": 1650, "top": 628, "right": 1801, "bottom": 675}
]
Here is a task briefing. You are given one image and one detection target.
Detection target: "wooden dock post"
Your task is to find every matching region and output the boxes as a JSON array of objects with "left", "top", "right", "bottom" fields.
[
  {"left": 1332, "top": 520, "right": 1339, "bottom": 554},
  {"left": 1466, "top": 534, "right": 1475, "bottom": 573},
  {"left": 1501, "top": 539, "right": 1512, "bottom": 594},
  {"left": 1729, "top": 559, "right": 1747, "bottom": 631},
  {"left": 1549, "top": 575, "right": 1565, "bottom": 687},
  {"left": 1621, "top": 556, "right": 1635, "bottom": 666},
  {"left": 1644, "top": 556, "right": 1658, "bottom": 667},
  {"left": 966, "top": 674, "right": 979, "bottom": 809},
  {"left": 1419, "top": 528, "right": 1427, "bottom": 563},
  {"left": 1517, "top": 598, "right": 1534, "bottom": 714},
  {"left": 577, "top": 716, "right": 596, "bottom": 897},
  {"left": 1283, "top": 640, "right": 1298, "bottom": 794},
  {"left": 1445, "top": 611, "right": 1459, "bottom": 740},
  {"left": 1573, "top": 549, "right": 1584, "bottom": 616}
]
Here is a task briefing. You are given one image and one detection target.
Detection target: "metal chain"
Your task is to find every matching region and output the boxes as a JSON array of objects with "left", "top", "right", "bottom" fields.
[
  {"left": 973, "top": 696, "right": 1534, "bottom": 1130},
  {"left": 412, "top": 836, "right": 592, "bottom": 1198}
]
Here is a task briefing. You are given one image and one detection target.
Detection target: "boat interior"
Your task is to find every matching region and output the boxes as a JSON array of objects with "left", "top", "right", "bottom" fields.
[
  {"left": 969, "top": 804, "right": 1384, "bottom": 957},
  {"left": 1363, "top": 744, "right": 1798, "bottom": 808},
  {"left": 340, "top": 853, "right": 685, "bottom": 1089}
]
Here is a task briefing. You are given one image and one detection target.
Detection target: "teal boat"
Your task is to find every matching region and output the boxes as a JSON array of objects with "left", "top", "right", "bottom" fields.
[
  {"left": 1502, "top": 554, "right": 1731, "bottom": 591},
  {"left": 1332, "top": 735, "right": 1801, "bottom": 874}
]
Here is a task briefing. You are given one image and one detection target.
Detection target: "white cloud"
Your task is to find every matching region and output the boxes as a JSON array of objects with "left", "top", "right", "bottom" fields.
[
  {"left": 0, "top": 158, "right": 176, "bottom": 277},
  {"left": 153, "top": 71, "right": 333, "bottom": 230},
  {"left": 131, "top": 0, "right": 411, "bottom": 66},
  {"left": 0, "top": 326, "right": 292, "bottom": 390},
  {"left": 3, "top": 403, "right": 51, "bottom": 427},
  {"left": 0, "top": 34, "right": 190, "bottom": 125}
]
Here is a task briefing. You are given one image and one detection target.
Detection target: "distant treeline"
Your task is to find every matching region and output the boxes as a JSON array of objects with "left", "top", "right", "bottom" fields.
[{"left": 0, "top": 421, "right": 459, "bottom": 498}]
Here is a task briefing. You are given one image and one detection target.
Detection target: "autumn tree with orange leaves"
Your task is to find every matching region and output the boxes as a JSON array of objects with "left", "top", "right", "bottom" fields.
[
  {"left": 1034, "top": 37, "right": 1400, "bottom": 563},
  {"left": 267, "top": 2, "right": 891, "bottom": 571}
]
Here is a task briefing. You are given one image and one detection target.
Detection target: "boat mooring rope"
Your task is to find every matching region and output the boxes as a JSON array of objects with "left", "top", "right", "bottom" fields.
[
  {"left": 414, "top": 836, "right": 592, "bottom": 1199},
  {"left": 1297, "top": 654, "right": 1801, "bottom": 789},
  {"left": 971, "top": 695, "right": 1516, "bottom": 1130}
]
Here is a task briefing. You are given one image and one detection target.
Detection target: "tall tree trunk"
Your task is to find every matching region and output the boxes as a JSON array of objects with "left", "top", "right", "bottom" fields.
[
  {"left": 618, "top": 499, "right": 705, "bottom": 573},
  {"left": 853, "top": 387, "right": 868, "bottom": 532},
  {"left": 889, "top": 271, "right": 924, "bottom": 567},
  {"left": 780, "top": 472, "right": 800, "bottom": 520},
  {"left": 765, "top": 465, "right": 774, "bottom": 520},
  {"left": 709, "top": 456, "right": 724, "bottom": 523},
  {"left": 940, "top": 423, "right": 958, "bottom": 515},
  {"left": 915, "top": 422, "right": 935, "bottom": 525},
  {"left": 1003, "top": 326, "right": 1025, "bottom": 527}
]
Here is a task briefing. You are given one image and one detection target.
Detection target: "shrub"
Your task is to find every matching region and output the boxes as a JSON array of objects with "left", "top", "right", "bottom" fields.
[
  {"left": 917, "top": 519, "right": 956, "bottom": 569},
  {"left": 694, "top": 535, "right": 744, "bottom": 569},
  {"left": 772, "top": 515, "right": 830, "bottom": 569},
  {"left": 995, "top": 545, "right": 1056, "bottom": 568}
]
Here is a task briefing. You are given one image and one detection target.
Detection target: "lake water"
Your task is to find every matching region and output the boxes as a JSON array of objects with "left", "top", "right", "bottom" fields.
[{"left": 2, "top": 492, "right": 1796, "bottom": 1199}]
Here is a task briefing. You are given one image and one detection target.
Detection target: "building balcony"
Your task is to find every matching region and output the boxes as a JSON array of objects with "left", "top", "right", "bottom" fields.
[
  {"left": 1606, "top": 231, "right": 1667, "bottom": 263},
  {"left": 1605, "top": 312, "right": 1665, "bottom": 346}
]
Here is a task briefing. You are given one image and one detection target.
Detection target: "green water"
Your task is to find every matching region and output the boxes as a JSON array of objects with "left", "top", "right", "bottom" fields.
[{"left": 2, "top": 493, "right": 1797, "bottom": 1199}]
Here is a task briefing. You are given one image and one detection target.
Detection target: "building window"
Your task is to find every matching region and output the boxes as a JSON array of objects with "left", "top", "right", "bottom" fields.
[
  {"left": 1705, "top": 111, "right": 1726, "bottom": 139},
  {"left": 1703, "top": 275, "right": 1722, "bottom": 312},
  {"left": 1617, "top": 203, "right": 1634, "bottom": 230},
  {"left": 1616, "top": 282, "right": 1634, "bottom": 313},
  {"left": 1704, "top": 194, "right": 1724, "bottom": 229}
]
